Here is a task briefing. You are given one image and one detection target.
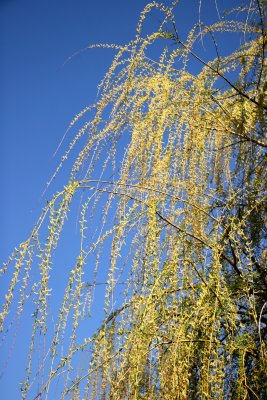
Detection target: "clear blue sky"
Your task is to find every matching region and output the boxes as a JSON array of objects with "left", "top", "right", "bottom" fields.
[
  {"left": 0, "top": 1, "right": 243, "bottom": 398},
  {"left": 1, "top": 0, "right": 153, "bottom": 259}
]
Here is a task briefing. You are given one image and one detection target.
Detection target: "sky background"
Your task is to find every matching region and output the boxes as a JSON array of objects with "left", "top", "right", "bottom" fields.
[
  {"left": 0, "top": 0, "right": 243, "bottom": 398},
  {"left": 1, "top": 0, "right": 152, "bottom": 260}
]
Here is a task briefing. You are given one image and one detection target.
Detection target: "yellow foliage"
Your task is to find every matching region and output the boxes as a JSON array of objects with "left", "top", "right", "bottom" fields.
[{"left": 1, "top": 1, "right": 267, "bottom": 399}]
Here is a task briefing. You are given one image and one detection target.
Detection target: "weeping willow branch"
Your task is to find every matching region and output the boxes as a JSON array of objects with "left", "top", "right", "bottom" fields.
[
  {"left": 1, "top": 1, "right": 267, "bottom": 399},
  {"left": 170, "top": 21, "right": 267, "bottom": 110}
]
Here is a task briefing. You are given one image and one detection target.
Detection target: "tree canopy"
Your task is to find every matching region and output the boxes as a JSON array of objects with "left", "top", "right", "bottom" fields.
[{"left": 1, "top": 1, "right": 267, "bottom": 399}]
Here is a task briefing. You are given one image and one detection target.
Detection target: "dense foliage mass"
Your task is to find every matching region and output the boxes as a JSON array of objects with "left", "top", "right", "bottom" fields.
[{"left": 1, "top": 1, "right": 266, "bottom": 398}]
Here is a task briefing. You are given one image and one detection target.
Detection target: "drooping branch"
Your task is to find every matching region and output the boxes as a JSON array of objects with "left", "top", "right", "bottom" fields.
[{"left": 170, "top": 28, "right": 267, "bottom": 110}]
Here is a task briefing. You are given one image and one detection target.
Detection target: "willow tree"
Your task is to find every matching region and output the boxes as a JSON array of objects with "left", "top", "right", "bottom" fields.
[{"left": 1, "top": 1, "right": 267, "bottom": 399}]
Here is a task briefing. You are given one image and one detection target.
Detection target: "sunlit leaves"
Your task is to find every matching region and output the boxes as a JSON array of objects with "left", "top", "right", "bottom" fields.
[{"left": 1, "top": 1, "right": 267, "bottom": 398}]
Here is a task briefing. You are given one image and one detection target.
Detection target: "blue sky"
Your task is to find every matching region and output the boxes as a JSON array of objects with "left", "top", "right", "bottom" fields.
[
  {"left": 1, "top": 0, "right": 152, "bottom": 259},
  {"left": 0, "top": 2, "right": 158, "bottom": 397},
  {"left": 0, "top": 1, "right": 244, "bottom": 398}
]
